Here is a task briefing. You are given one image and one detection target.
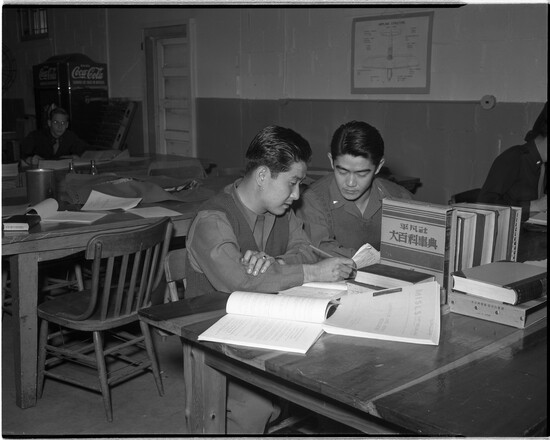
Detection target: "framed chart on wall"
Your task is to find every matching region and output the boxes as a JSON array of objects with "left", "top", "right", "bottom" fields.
[{"left": 351, "top": 11, "right": 434, "bottom": 94}]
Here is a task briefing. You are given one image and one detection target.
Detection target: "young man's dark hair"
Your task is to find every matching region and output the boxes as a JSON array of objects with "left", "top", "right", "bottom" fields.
[
  {"left": 245, "top": 125, "right": 312, "bottom": 176},
  {"left": 330, "top": 120, "right": 385, "bottom": 166}
]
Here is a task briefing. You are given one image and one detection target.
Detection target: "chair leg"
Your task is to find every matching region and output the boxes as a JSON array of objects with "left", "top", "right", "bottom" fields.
[
  {"left": 93, "top": 331, "right": 113, "bottom": 422},
  {"left": 140, "top": 320, "right": 164, "bottom": 396},
  {"left": 37, "top": 319, "right": 50, "bottom": 399},
  {"left": 74, "top": 264, "right": 84, "bottom": 291}
]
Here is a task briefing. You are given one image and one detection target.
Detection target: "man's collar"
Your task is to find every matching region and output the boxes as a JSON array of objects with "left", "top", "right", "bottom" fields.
[{"left": 328, "top": 176, "right": 346, "bottom": 209}]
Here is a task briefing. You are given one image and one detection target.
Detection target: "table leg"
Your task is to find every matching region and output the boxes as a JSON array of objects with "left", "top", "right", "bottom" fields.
[
  {"left": 183, "top": 341, "right": 226, "bottom": 433},
  {"left": 10, "top": 253, "right": 39, "bottom": 409}
]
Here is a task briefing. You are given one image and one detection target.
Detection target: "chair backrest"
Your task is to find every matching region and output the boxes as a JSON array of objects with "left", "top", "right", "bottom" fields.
[
  {"left": 164, "top": 248, "right": 187, "bottom": 302},
  {"left": 73, "top": 217, "right": 173, "bottom": 321},
  {"left": 147, "top": 157, "right": 206, "bottom": 180}
]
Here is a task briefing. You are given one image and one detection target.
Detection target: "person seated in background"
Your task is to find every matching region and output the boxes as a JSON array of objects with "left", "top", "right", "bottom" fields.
[
  {"left": 21, "top": 106, "right": 88, "bottom": 168},
  {"left": 478, "top": 102, "right": 547, "bottom": 222},
  {"left": 295, "top": 120, "right": 413, "bottom": 258},
  {"left": 185, "top": 125, "right": 355, "bottom": 434}
]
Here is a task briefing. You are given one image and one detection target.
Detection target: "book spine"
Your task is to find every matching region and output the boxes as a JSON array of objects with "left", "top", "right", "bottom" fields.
[
  {"left": 444, "top": 209, "right": 457, "bottom": 300},
  {"left": 507, "top": 207, "right": 521, "bottom": 261},
  {"left": 471, "top": 212, "right": 485, "bottom": 266},
  {"left": 455, "top": 216, "right": 464, "bottom": 271},
  {"left": 507, "top": 276, "right": 547, "bottom": 305},
  {"left": 449, "top": 291, "right": 547, "bottom": 328},
  {"left": 2, "top": 224, "right": 29, "bottom": 231}
]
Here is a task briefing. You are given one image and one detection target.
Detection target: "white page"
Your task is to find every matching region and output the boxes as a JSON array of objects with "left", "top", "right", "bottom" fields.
[
  {"left": 198, "top": 314, "right": 324, "bottom": 354},
  {"left": 300, "top": 281, "right": 347, "bottom": 291},
  {"left": 226, "top": 291, "right": 335, "bottom": 324},
  {"left": 25, "top": 197, "right": 106, "bottom": 224},
  {"left": 526, "top": 211, "right": 547, "bottom": 225},
  {"left": 27, "top": 198, "right": 59, "bottom": 217},
  {"left": 40, "top": 211, "right": 107, "bottom": 224},
  {"left": 278, "top": 285, "right": 347, "bottom": 300},
  {"left": 81, "top": 190, "right": 142, "bottom": 211},
  {"left": 126, "top": 207, "right": 182, "bottom": 218},
  {"left": 352, "top": 243, "right": 380, "bottom": 268},
  {"left": 323, "top": 281, "right": 441, "bottom": 345}
]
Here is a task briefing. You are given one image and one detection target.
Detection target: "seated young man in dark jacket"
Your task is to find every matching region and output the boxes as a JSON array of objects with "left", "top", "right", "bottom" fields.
[
  {"left": 21, "top": 107, "right": 88, "bottom": 167},
  {"left": 185, "top": 125, "right": 355, "bottom": 434},
  {"left": 296, "top": 120, "right": 413, "bottom": 257},
  {"left": 478, "top": 102, "right": 547, "bottom": 221}
]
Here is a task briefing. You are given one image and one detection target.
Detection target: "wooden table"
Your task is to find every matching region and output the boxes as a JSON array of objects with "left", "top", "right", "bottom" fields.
[
  {"left": 2, "top": 191, "right": 209, "bottom": 409},
  {"left": 2, "top": 170, "right": 239, "bottom": 409},
  {"left": 139, "top": 293, "right": 547, "bottom": 436}
]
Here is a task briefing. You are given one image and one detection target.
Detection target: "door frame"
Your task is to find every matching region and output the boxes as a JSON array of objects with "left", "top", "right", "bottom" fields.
[{"left": 142, "top": 21, "right": 197, "bottom": 155}]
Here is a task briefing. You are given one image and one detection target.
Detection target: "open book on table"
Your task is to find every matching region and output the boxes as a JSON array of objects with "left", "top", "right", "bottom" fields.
[
  {"left": 25, "top": 198, "right": 107, "bottom": 224},
  {"left": 198, "top": 281, "right": 442, "bottom": 354}
]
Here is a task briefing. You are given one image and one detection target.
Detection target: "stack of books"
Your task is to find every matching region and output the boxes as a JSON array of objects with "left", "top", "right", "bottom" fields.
[
  {"left": 377, "top": 199, "right": 525, "bottom": 306},
  {"left": 451, "top": 202, "right": 521, "bottom": 270},
  {"left": 449, "top": 261, "right": 547, "bottom": 329}
]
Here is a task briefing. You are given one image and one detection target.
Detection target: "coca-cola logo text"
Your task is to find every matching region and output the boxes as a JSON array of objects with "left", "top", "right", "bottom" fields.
[
  {"left": 71, "top": 65, "right": 105, "bottom": 81},
  {"left": 38, "top": 66, "right": 57, "bottom": 81}
]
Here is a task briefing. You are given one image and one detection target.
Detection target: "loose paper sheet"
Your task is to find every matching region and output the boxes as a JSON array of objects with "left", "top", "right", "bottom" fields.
[
  {"left": 323, "top": 280, "right": 441, "bottom": 345},
  {"left": 25, "top": 198, "right": 107, "bottom": 224},
  {"left": 81, "top": 190, "right": 142, "bottom": 211},
  {"left": 126, "top": 207, "right": 182, "bottom": 218},
  {"left": 279, "top": 284, "right": 347, "bottom": 299},
  {"left": 352, "top": 243, "right": 381, "bottom": 268}
]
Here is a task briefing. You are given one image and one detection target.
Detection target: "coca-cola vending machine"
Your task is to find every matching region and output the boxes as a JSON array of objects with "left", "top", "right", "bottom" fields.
[{"left": 33, "top": 53, "right": 108, "bottom": 143}]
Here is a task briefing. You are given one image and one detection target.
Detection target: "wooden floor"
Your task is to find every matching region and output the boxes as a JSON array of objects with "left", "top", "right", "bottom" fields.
[{"left": 2, "top": 312, "right": 188, "bottom": 437}]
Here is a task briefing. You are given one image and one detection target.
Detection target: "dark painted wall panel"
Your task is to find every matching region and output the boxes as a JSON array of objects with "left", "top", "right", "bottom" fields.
[{"left": 196, "top": 98, "right": 544, "bottom": 205}]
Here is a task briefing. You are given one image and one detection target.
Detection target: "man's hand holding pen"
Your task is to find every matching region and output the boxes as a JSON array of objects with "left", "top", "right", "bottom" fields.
[{"left": 304, "top": 244, "right": 356, "bottom": 282}]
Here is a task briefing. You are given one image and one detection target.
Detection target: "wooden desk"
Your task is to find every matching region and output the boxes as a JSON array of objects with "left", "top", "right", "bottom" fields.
[
  {"left": 140, "top": 294, "right": 547, "bottom": 436},
  {"left": 2, "top": 199, "right": 202, "bottom": 409}
]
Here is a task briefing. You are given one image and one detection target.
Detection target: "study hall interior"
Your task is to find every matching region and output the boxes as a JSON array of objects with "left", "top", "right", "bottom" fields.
[
  {"left": 2, "top": 4, "right": 547, "bottom": 206},
  {"left": 1, "top": 3, "right": 547, "bottom": 437}
]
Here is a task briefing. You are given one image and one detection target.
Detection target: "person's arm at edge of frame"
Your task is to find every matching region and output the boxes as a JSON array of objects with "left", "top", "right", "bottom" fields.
[{"left": 478, "top": 154, "right": 533, "bottom": 221}]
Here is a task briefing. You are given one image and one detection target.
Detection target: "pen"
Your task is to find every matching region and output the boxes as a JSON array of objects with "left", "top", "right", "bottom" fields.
[
  {"left": 372, "top": 287, "right": 403, "bottom": 297},
  {"left": 308, "top": 244, "right": 334, "bottom": 258}
]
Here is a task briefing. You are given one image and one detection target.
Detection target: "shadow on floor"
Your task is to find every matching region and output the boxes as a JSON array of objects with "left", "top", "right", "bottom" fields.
[
  {"left": 2, "top": 312, "right": 363, "bottom": 438},
  {"left": 2, "top": 313, "right": 188, "bottom": 437}
]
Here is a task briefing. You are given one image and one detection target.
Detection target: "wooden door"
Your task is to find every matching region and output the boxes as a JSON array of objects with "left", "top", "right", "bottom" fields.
[{"left": 144, "top": 23, "right": 196, "bottom": 156}]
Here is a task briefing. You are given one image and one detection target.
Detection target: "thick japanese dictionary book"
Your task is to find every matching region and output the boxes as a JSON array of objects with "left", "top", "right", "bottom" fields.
[
  {"left": 451, "top": 261, "right": 547, "bottom": 305},
  {"left": 349, "top": 263, "right": 435, "bottom": 292},
  {"left": 380, "top": 198, "right": 457, "bottom": 300}
]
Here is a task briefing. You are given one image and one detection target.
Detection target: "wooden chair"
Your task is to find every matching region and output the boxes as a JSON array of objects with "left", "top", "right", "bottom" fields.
[
  {"left": 164, "top": 248, "right": 187, "bottom": 302},
  {"left": 37, "top": 217, "right": 173, "bottom": 422},
  {"left": 2, "top": 259, "right": 84, "bottom": 317}
]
